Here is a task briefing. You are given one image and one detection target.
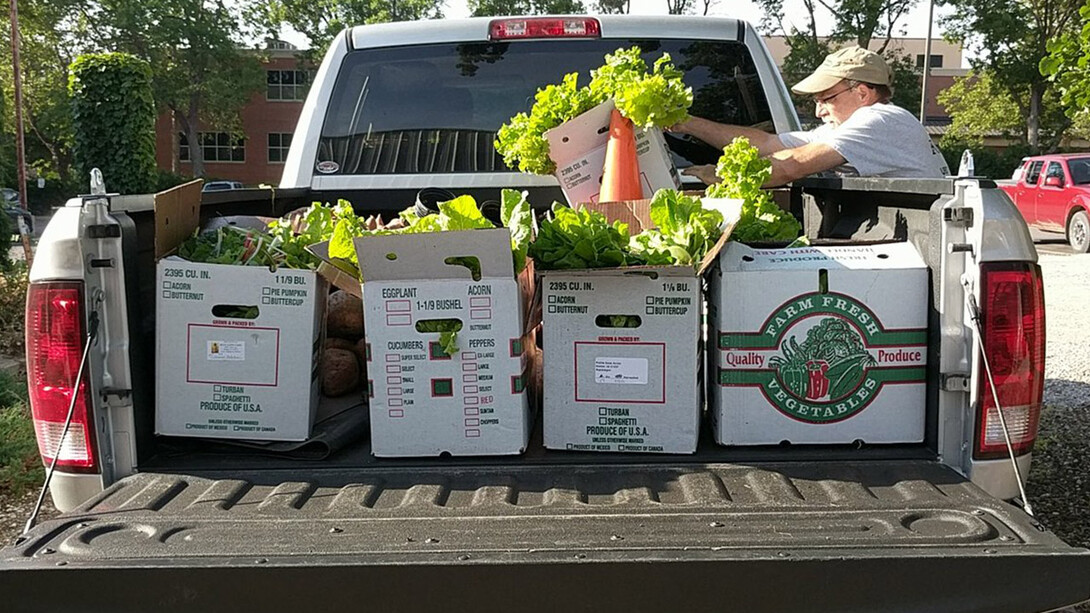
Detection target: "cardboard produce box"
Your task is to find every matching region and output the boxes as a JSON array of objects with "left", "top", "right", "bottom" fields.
[
  {"left": 354, "top": 229, "right": 533, "bottom": 457},
  {"left": 541, "top": 197, "right": 740, "bottom": 454},
  {"left": 709, "top": 242, "right": 928, "bottom": 445},
  {"left": 545, "top": 99, "right": 682, "bottom": 206},
  {"left": 154, "top": 181, "right": 327, "bottom": 442}
]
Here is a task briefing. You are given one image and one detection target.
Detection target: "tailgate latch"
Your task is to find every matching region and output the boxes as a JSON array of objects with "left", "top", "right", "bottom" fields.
[{"left": 941, "top": 373, "right": 971, "bottom": 392}]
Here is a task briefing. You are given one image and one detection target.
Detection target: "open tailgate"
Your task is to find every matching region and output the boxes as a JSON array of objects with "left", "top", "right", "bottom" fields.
[{"left": 2, "top": 461, "right": 1088, "bottom": 612}]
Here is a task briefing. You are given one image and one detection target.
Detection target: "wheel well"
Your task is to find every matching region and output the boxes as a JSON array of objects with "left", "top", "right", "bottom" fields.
[{"left": 1067, "top": 204, "right": 1090, "bottom": 230}]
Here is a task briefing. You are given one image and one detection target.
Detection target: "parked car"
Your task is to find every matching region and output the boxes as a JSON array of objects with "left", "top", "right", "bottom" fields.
[
  {"left": 201, "top": 180, "right": 245, "bottom": 192},
  {"left": 1, "top": 188, "right": 33, "bottom": 235},
  {"left": 1000, "top": 154, "right": 1090, "bottom": 252}
]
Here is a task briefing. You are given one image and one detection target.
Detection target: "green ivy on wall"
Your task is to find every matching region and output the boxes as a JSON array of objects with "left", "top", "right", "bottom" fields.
[{"left": 68, "top": 53, "right": 157, "bottom": 195}]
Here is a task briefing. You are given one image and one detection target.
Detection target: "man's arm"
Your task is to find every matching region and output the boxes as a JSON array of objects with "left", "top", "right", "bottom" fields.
[
  {"left": 765, "top": 142, "right": 846, "bottom": 187},
  {"left": 673, "top": 116, "right": 784, "bottom": 156}
]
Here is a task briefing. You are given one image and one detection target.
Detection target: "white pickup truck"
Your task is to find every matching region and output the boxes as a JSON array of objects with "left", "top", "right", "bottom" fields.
[{"left": 4, "top": 15, "right": 1089, "bottom": 612}]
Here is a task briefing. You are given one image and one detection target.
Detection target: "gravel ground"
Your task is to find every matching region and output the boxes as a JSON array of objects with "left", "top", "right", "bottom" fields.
[{"left": 1024, "top": 247, "right": 1090, "bottom": 612}]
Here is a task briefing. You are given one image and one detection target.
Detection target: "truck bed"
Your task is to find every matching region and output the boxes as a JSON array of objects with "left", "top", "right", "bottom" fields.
[{"left": 2, "top": 461, "right": 1088, "bottom": 612}]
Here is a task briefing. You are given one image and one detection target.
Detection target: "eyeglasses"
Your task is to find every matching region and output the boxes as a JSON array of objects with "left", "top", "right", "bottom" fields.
[{"left": 813, "top": 84, "right": 857, "bottom": 106}]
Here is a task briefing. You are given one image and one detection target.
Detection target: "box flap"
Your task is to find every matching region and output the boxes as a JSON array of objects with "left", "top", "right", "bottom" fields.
[
  {"left": 720, "top": 241, "right": 927, "bottom": 272},
  {"left": 544, "top": 99, "right": 615, "bottom": 165},
  {"left": 306, "top": 241, "right": 363, "bottom": 298},
  {"left": 153, "top": 180, "right": 204, "bottom": 260},
  {"left": 354, "top": 229, "right": 515, "bottom": 282}
]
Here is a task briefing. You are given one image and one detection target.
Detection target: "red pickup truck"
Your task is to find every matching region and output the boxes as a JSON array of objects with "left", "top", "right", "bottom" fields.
[{"left": 1000, "top": 153, "right": 1090, "bottom": 252}]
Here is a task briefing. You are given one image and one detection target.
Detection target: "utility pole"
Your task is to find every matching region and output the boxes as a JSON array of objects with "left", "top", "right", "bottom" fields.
[
  {"left": 9, "top": 0, "right": 33, "bottom": 266},
  {"left": 918, "top": 0, "right": 936, "bottom": 124}
]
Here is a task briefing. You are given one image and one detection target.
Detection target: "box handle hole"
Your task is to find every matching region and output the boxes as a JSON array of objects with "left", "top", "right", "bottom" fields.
[
  {"left": 211, "top": 304, "right": 260, "bottom": 319},
  {"left": 595, "top": 315, "right": 642, "bottom": 328},
  {"left": 445, "top": 256, "right": 482, "bottom": 281}
]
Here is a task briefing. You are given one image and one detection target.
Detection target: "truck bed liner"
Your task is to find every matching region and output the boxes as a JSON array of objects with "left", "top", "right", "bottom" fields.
[{"left": 3, "top": 461, "right": 1088, "bottom": 612}]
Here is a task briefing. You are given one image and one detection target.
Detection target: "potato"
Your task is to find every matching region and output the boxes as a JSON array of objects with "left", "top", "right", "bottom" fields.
[
  {"left": 322, "top": 348, "right": 360, "bottom": 397},
  {"left": 326, "top": 290, "right": 364, "bottom": 339},
  {"left": 325, "top": 337, "right": 355, "bottom": 352}
]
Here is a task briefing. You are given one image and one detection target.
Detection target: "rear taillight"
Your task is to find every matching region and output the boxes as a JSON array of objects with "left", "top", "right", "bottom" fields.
[
  {"left": 974, "top": 262, "right": 1045, "bottom": 460},
  {"left": 489, "top": 17, "right": 601, "bottom": 40},
  {"left": 25, "top": 281, "right": 98, "bottom": 472}
]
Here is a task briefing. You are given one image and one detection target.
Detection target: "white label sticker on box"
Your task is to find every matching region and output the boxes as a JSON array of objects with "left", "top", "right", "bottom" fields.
[
  {"left": 207, "top": 341, "right": 245, "bottom": 361},
  {"left": 594, "top": 357, "right": 648, "bottom": 385}
]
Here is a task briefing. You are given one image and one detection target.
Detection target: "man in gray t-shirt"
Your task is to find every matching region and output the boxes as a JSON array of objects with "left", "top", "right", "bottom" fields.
[{"left": 673, "top": 47, "right": 949, "bottom": 187}]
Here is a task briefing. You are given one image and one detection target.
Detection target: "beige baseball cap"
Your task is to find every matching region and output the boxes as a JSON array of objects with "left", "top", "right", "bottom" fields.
[{"left": 791, "top": 47, "right": 894, "bottom": 95}]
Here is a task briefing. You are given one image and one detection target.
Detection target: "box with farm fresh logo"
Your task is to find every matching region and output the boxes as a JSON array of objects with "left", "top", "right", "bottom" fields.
[
  {"left": 708, "top": 242, "right": 928, "bottom": 445},
  {"left": 353, "top": 229, "right": 533, "bottom": 457}
]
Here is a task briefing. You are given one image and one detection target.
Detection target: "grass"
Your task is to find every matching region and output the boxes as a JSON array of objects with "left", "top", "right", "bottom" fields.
[
  {"left": 0, "top": 263, "right": 28, "bottom": 356},
  {"left": 0, "top": 371, "right": 42, "bottom": 496}
]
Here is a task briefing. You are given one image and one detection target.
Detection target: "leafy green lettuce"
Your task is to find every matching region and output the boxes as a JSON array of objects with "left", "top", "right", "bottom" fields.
[
  {"left": 628, "top": 189, "right": 724, "bottom": 267},
  {"left": 705, "top": 137, "right": 802, "bottom": 243},
  {"left": 327, "top": 190, "right": 534, "bottom": 277},
  {"left": 496, "top": 46, "right": 693, "bottom": 176},
  {"left": 529, "top": 203, "right": 632, "bottom": 270}
]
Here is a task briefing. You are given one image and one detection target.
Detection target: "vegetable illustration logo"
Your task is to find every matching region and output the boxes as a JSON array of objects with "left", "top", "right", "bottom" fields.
[
  {"left": 718, "top": 292, "right": 927, "bottom": 423},
  {"left": 768, "top": 318, "right": 877, "bottom": 402}
]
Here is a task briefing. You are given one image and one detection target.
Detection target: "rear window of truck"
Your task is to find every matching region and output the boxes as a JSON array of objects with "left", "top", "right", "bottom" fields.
[{"left": 316, "top": 39, "right": 773, "bottom": 175}]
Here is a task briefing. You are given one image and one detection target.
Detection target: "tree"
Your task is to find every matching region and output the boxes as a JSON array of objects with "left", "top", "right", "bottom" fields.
[
  {"left": 665, "top": 0, "right": 695, "bottom": 14},
  {"left": 936, "top": 71, "right": 1024, "bottom": 144},
  {"left": 0, "top": 0, "right": 86, "bottom": 187},
  {"left": 468, "top": 0, "right": 586, "bottom": 16},
  {"left": 1041, "top": 1, "right": 1090, "bottom": 127},
  {"left": 940, "top": 0, "right": 1083, "bottom": 148},
  {"left": 68, "top": 53, "right": 157, "bottom": 194},
  {"left": 87, "top": 0, "right": 266, "bottom": 178},
  {"left": 249, "top": 0, "right": 445, "bottom": 57},
  {"left": 756, "top": 0, "right": 923, "bottom": 121},
  {"left": 595, "top": 0, "right": 630, "bottom": 12}
]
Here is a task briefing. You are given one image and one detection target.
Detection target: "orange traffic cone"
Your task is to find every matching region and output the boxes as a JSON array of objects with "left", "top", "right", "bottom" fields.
[{"left": 599, "top": 108, "right": 643, "bottom": 202}]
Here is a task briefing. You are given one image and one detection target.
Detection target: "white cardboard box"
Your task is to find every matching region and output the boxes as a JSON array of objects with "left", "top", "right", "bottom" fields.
[
  {"left": 545, "top": 99, "right": 682, "bottom": 206},
  {"left": 154, "top": 182, "right": 326, "bottom": 441},
  {"left": 354, "top": 229, "right": 533, "bottom": 457},
  {"left": 541, "top": 197, "right": 740, "bottom": 454},
  {"left": 708, "top": 242, "right": 929, "bottom": 445}
]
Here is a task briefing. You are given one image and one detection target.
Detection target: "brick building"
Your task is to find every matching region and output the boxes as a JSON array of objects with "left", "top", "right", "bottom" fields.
[{"left": 153, "top": 45, "right": 310, "bottom": 186}]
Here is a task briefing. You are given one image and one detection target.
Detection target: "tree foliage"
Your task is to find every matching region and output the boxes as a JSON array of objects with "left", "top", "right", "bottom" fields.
[
  {"left": 755, "top": 0, "right": 921, "bottom": 122},
  {"left": 248, "top": 0, "right": 445, "bottom": 57},
  {"left": 68, "top": 53, "right": 157, "bottom": 194},
  {"left": 940, "top": 0, "right": 1083, "bottom": 148},
  {"left": 0, "top": 0, "right": 87, "bottom": 199},
  {"left": 468, "top": 0, "right": 586, "bottom": 16},
  {"left": 87, "top": 0, "right": 265, "bottom": 178},
  {"left": 1041, "top": 1, "right": 1090, "bottom": 126},
  {"left": 936, "top": 71, "right": 1024, "bottom": 144}
]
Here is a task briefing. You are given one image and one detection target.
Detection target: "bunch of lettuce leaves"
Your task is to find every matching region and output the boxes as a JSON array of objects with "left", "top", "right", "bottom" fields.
[
  {"left": 705, "top": 137, "right": 801, "bottom": 243},
  {"left": 178, "top": 226, "right": 300, "bottom": 269},
  {"left": 629, "top": 190, "right": 724, "bottom": 267},
  {"left": 528, "top": 203, "right": 633, "bottom": 269},
  {"left": 530, "top": 190, "right": 724, "bottom": 270},
  {"left": 326, "top": 189, "right": 533, "bottom": 278},
  {"left": 496, "top": 46, "right": 693, "bottom": 176}
]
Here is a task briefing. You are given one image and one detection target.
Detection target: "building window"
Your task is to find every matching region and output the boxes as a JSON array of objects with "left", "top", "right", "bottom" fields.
[
  {"left": 179, "top": 132, "right": 245, "bottom": 163},
  {"left": 916, "top": 54, "right": 944, "bottom": 69},
  {"left": 267, "top": 70, "right": 310, "bottom": 101},
  {"left": 268, "top": 133, "right": 293, "bottom": 163}
]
